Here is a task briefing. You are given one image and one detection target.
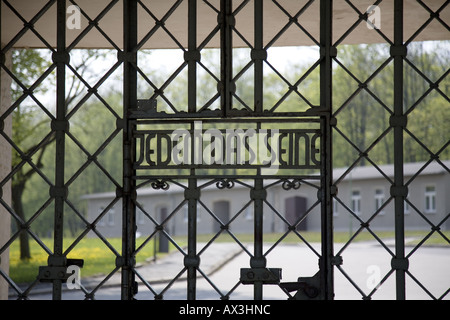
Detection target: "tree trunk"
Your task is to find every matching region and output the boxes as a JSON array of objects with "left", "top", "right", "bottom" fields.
[{"left": 11, "top": 183, "right": 31, "bottom": 260}]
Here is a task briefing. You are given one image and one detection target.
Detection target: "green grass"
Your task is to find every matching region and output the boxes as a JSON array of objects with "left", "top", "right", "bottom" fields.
[
  {"left": 8, "top": 236, "right": 168, "bottom": 284},
  {"left": 8, "top": 230, "right": 448, "bottom": 284}
]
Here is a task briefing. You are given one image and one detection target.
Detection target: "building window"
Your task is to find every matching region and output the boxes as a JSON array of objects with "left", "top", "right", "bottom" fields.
[
  {"left": 333, "top": 198, "right": 339, "bottom": 217},
  {"left": 425, "top": 185, "right": 436, "bottom": 213},
  {"left": 108, "top": 207, "right": 115, "bottom": 226},
  {"left": 98, "top": 206, "right": 105, "bottom": 226},
  {"left": 351, "top": 190, "right": 361, "bottom": 215},
  {"left": 137, "top": 206, "right": 145, "bottom": 225},
  {"left": 404, "top": 199, "right": 410, "bottom": 215},
  {"left": 374, "top": 188, "right": 385, "bottom": 215},
  {"left": 245, "top": 204, "right": 253, "bottom": 220}
]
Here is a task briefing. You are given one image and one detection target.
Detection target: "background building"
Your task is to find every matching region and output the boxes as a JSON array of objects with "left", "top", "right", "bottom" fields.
[{"left": 84, "top": 160, "right": 450, "bottom": 238}]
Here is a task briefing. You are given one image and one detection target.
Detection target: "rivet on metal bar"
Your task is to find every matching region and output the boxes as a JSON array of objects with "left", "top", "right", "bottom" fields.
[
  {"left": 390, "top": 185, "right": 408, "bottom": 198},
  {"left": 52, "top": 51, "right": 70, "bottom": 64},
  {"left": 184, "top": 187, "right": 200, "bottom": 200},
  {"left": 391, "top": 257, "right": 409, "bottom": 271},
  {"left": 389, "top": 115, "right": 407, "bottom": 128},
  {"left": 184, "top": 255, "right": 200, "bottom": 268},
  {"left": 184, "top": 50, "right": 201, "bottom": 62},
  {"left": 430, "top": 154, "right": 440, "bottom": 160},
  {"left": 116, "top": 118, "right": 124, "bottom": 130},
  {"left": 330, "top": 185, "right": 338, "bottom": 196},
  {"left": 330, "top": 117, "right": 337, "bottom": 127},
  {"left": 429, "top": 82, "right": 439, "bottom": 90},
  {"left": 87, "top": 87, "right": 98, "bottom": 94},
  {"left": 430, "top": 11, "right": 440, "bottom": 19},
  {"left": 117, "top": 50, "right": 136, "bottom": 63},
  {"left": 360, "top": 222, "right": 370, "bottom": 228},
  {"left": 331, "top": 255, "right": 343, "bottom": 266},
  {"left": 359, "top": 12, "right": 369, "bottom": 21},
  {"left": 390, "top": 45, "right": 407, "bottom": 57},
  {"left": 115, "top": 256, "right": 125, "bottom": 268},
  {"left": 20, "top": 223, "right": 29, "bottom": 231},
  {"left": 49, "top": 186, "right": 69, "bottom": 199},
  {"left": 20, "top": 154, "right": 31, "bottom": 162},
  {"left": 320, "top": 46, "right": 337, "bottom": 58},
  {"left": 23, "top": 88, "right": 33, "bottom": 95},
  {"left": 51, "top": 119, "right": 70, "bottom": 132},
  {"left": 250, "top": 188, "right": 267, "bottom": 200},
  {"left": 220, "top": 14, "right": 236, "bottom": 27},
  {"left": 250, "top": 49, "right": 267, "bottom": 61}
]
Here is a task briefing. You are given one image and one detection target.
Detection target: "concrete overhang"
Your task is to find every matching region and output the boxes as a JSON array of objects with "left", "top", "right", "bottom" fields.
[{"left": 1, "top": 0, "right": 449, "bottom": 49}]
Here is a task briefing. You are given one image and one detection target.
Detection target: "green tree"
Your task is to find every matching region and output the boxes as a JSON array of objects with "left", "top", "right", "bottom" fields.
[{"left": 11, "top": 49, "right": 111, "bottom": 258}]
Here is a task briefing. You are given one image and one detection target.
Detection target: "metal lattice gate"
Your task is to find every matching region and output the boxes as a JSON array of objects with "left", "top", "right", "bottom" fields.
[{"left": 0, "top": 0, "right": 449, "bottom": 300}]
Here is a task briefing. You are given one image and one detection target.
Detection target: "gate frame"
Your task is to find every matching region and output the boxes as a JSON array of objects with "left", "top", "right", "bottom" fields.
[{"left": 122, "top": 0, "right": 336, "bottom": 300}]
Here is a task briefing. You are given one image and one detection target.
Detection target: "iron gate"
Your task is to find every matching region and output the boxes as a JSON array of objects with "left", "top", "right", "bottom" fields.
[
  {"left": 0, "top": 0, "right": 449, "bottom": 300},
  {"left": 123, "top": 0, "right": 334, "bottom": 300}
]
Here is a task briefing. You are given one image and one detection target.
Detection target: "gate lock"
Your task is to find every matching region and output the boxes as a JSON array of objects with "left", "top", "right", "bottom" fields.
[
  {"left": 240, "top": 268, "right": 321, "bottom": 299},
  {"left": 240, "top": 268, "right": 282, "bottom": 285},
  {"left": 279, "top": 271, "right": 321, "bottom": 299},
  {"left": 38, "top": 257, "right": 84, "bottom": 283}
]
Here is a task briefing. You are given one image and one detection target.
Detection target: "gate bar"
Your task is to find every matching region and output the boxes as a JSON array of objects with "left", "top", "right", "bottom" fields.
[
  {"left": 252, "top": 178, "right": 266, "bottom": 300},
  {"left": 220, "top": 0, "right": 233, "bottom": 116},
  {"left": 122, "top": 0, "right": 138, "bottom": 300},
  {"left": 51, "top": 0, "right": 67, "bottom": 300},
  {"left": 320, "top": 0, "right": 334, "bottom": 300},
  {"left": 186, "top": 178, "right": 198, "bottom": 300},
  {"left": 393, "top": 0, "right": 407, "bottom": 300},
  {"left": 187, "top": 0, "right": 197, "bottom": 113},
  {"left": 254, "top": 0, "right": 263, "bottom": 113}
]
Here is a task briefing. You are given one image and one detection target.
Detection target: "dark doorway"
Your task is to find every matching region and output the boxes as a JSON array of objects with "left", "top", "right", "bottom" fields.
[
  {"left": 285, "top": 196, "right": 308, "bottom": 231},
  {"left": 213, "top": 201, "right": 230, "bottom": 233}
]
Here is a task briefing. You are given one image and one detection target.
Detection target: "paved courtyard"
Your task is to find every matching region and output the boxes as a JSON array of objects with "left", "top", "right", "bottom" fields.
[{"left": 20, "top": 240, "right": 449, "bottom": 301}]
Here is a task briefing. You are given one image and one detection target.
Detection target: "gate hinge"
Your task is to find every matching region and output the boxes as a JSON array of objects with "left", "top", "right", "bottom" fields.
[{"left": 240, "top": 268, "right": 282, "bottom": 285}]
